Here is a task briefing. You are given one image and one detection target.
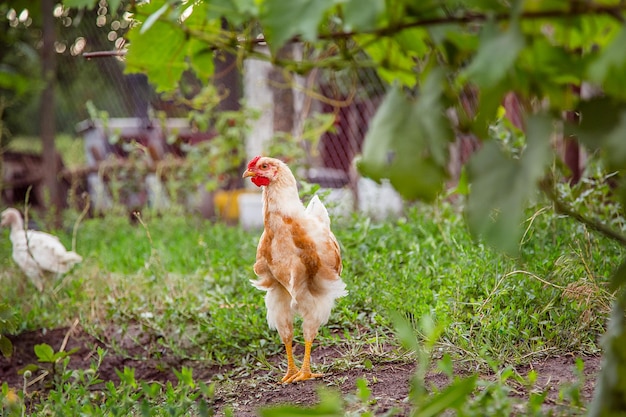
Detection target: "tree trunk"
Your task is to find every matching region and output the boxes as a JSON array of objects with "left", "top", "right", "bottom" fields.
[
  {"left": 40, "top": 0, "right": 62, "bottom": 219},
  {"left": 202, "top": 16, "right": 242, "bottom": 215},
  {"left": 214, "top": 18, "right": 241, "bottom": 114}
]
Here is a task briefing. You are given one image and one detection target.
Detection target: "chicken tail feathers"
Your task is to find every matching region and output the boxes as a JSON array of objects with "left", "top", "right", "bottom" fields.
[
  {"left": 250, "top": 277, "right": 273, "bottom": 291},
  {"left": 305, "top": 195, "right": 330, "bottom": 227}
]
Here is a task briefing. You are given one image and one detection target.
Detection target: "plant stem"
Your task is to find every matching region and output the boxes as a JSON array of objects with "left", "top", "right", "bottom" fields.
[{"left": 541, "top": 178, "right": 626, "bottom": 247}]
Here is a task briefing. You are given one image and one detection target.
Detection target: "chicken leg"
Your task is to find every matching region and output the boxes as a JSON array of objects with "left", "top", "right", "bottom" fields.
[
  {"left": 283, "top": 339, "right": 323, "bottom": 383},
  {"left": 281, "top": 337, "right": 299, "bottom": 383}
]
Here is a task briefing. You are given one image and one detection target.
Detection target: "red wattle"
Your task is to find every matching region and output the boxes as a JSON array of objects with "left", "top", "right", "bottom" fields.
[{"left": 251, "top": 176, "right": 270, "bottom": 187}]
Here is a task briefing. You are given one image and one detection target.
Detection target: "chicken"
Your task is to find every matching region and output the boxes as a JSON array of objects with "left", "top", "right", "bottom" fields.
[
  {"left": 1, "top": 208, "right": 83, "bottom": 291},
  {"left": 243, "top": 156, "right": 347, "bottom": 383}
]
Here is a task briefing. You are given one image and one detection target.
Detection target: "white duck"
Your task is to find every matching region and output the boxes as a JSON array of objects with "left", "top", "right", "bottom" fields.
[{"left": 1, "top": 208, "right": 83, "bottom": 291}]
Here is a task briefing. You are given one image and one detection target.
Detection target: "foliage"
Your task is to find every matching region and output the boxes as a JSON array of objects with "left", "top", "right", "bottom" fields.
[
  {"left": 0, "top": 303, "right": 17, "bottom": 358},
  {"left": 100, "top": 1, "right": 626, "bottom": 412},
  {"left": 259, "top": 313, "right": 588, "bottom": 417},
  {"left": 1, "top": 347, "right": 216, "bottom": 416},
  {"left": 1, "top": 190, "right": 620, "bottom": 362},
  {"left": 0, "top": 311, "right": 590, "bottom": 417},
  {"left": 167, "top": 83, "right": 260, "bottom": 192},
  {"left": 264, "top": 111, "right": 335, "bottom": 174},
  {"left": 357, "top": 72, "right": 453, "bottom": 202},
  {"left": 82, "top": 0, "right": 626, "bottom": 266},
  {"left": 11, "top": 0, "right": 626, "bottom": 411},
  {"left": 1, "top": 1, "right": 133, "bottom": 136}
]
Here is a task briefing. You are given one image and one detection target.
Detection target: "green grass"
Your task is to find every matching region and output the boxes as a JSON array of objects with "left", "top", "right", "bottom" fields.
[
  {"left": 0, "top": 197, "right": 622, "bottom": 415},
  {"left": 1, "top": 199, "right": 620, "bottom": 361}
]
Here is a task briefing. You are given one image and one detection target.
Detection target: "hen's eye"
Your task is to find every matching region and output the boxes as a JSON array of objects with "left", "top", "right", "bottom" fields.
[{"left": 261, "top": 163, "right": 268, "bottom": 169}]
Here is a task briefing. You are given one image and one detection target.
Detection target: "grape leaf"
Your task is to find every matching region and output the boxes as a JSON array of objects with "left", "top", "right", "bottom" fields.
[
  {"left": 569, "top": 98, "right": 626, "bottom": 172},
  {"left": 588, "top": 27, "right": 626, "bottom": 100},
  {"left": 466, "top": 114, "right": 552, "bottom": 253},
  {"left": 260, "top": 0, "right": 334, "bottom": 53},
  {"left": 125, "top": 1, "right": 218, "bottom": 91},
  {"left": 206, "top": 0, "right": 258, "bottom": 26},
  {"left": 460, "top": 20, "right": 524, "bottom": 88},
  {"left": 588, "top": 27, "right": 626, "bottom": 85},
  {"left": 140, "top": 3, "right": 169, "bottom": 34},
  {"left": 357, "top": 69, "right": 453, "bottom": 201},
  {"left": 363, "top": 27, "right": 431, "bottom": 87},
  {"left": 342, "top": 0, "right": 384, "bottom": 31}
]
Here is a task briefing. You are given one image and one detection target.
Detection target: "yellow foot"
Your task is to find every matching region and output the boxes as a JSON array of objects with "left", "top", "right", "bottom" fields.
[
  {"left": 283, "top": 369, "right": 323, "bottom": 383},
  {"left": 281, "top": 367, "right": 299, "bottom": 383}
]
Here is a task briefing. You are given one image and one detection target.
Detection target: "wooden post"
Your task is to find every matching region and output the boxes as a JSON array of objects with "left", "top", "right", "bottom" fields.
[
  {"left": 40, "top": 0, "right": 62, "bottom": 220},
  {"left": 268, "top": 45, "right": 294, "bottom": 135}
]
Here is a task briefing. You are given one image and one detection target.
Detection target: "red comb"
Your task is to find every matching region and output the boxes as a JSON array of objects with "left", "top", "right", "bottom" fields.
[{"left": 247, "top": 155, "right": 261, "bottom": 170}]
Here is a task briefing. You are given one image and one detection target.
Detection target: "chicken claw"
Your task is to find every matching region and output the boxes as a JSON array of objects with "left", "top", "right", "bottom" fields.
[
  {"left": 284, "top": 369, "right": 323, "bottom": 383},
  {"left": 282, "top": 340, "right": 322, "bottom": 384},
  {"left": 281, "top": 368, "right": 300, "bottom": 383}
]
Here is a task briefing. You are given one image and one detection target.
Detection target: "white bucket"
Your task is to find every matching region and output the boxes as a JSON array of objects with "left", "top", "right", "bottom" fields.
[{"left": 238, "top": 192, "right": 264, "bottom": 230}]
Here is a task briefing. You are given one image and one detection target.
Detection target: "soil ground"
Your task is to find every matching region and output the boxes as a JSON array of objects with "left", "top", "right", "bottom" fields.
[{"left": 1, "top": 327, "right": 601, "bottom": 416}]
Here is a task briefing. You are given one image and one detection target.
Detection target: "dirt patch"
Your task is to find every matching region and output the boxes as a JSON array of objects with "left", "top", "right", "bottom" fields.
[{"left": 0, "top": 327, "right": 601, "bottom": 416}]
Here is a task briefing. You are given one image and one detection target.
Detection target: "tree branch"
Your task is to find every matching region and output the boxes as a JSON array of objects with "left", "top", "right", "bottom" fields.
[
  {"left": 105, "top": 3, "right": 626, "bottom": 62},
  {"left": 541, "top": 178, "right": 626, "bottom": 247},
  {"left": 317, "top": 3, "right": 626, "bottom": 41},
  {"left": 224, "top": 3, "right": 626, "bottom": 47}
]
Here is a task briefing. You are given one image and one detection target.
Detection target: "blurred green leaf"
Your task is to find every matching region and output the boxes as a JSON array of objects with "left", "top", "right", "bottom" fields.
[
  {"left": 609, "top": 258, "right": 626, "bottom": 292},
  {"left": 413, "top": 375, "right": 477, "bottom": 417},
  {"left": 259, "top": 387, "right": 343, "bottom": 416},
  {"left": 357, "top": 69, "right": 453, "bottom": 201},
  {"left": 569, "top": 97, "right": 625, "bottom": 149},
  {"left": 0, "top": 335, "right": 12, "bottom": 358},
  {"left": 140, "top": 3, "right": 169, "bottom": 35},
  {"left": 355, "top": 378, "right": 371, "bottom": 402},
  {"left": 588, "top": 27, "right": 626, "bottom": 97},
  {"left": 389, "top": 311, "right": 420, "bottom": 353},
  {"left": 125, "top": 0, "right": 218, "bottom": 91},
  {"left": 206, "top": 0, "right": 258, "bottom": 26},
  {"left": 342, "top": 0, "right": 384, "bottom": 31},
  {"left": 184, "top": 1, "right": 216, "bottom": 81},
  {"left": 395, "top": 28, "right": 431, "bottom": 59},
  {"left": 436, "top": 354, "right": 454, "bottom": 377},
  {"left": 523, "top": 0, "right": 569, "bottom": 12},
  {"left": 0, "top": 69, "right": 32, "bottom": 96},
  {"left": 260, "top": 0, "right": 334, "bottom": 53},
  {"left": 466, "top": 114, "right": 553, "bottom": 253},
  {"left": 521, "top": 38, "right": 584, "bottom": 85},
  {"left": 461, "top": 20, "right": 524, "bottom": 88},
  {"left": 108, "top": 0, "right": 122, "bottom": 14},
  {"left": 360, "top": 35, "right": 420, "bottom": 86},
  {"left": 568, "top": 98, "right": 626, "bottom": 171}
]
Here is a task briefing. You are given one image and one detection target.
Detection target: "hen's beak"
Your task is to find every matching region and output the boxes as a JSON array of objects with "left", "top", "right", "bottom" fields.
[{"left": 242, "top": 169, "right": 255, "bottom": 178}]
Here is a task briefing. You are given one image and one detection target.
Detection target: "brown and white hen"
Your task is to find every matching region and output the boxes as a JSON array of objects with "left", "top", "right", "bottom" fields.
[{"left": 243, "top": 156, "right": 347, "bottom": 383}]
